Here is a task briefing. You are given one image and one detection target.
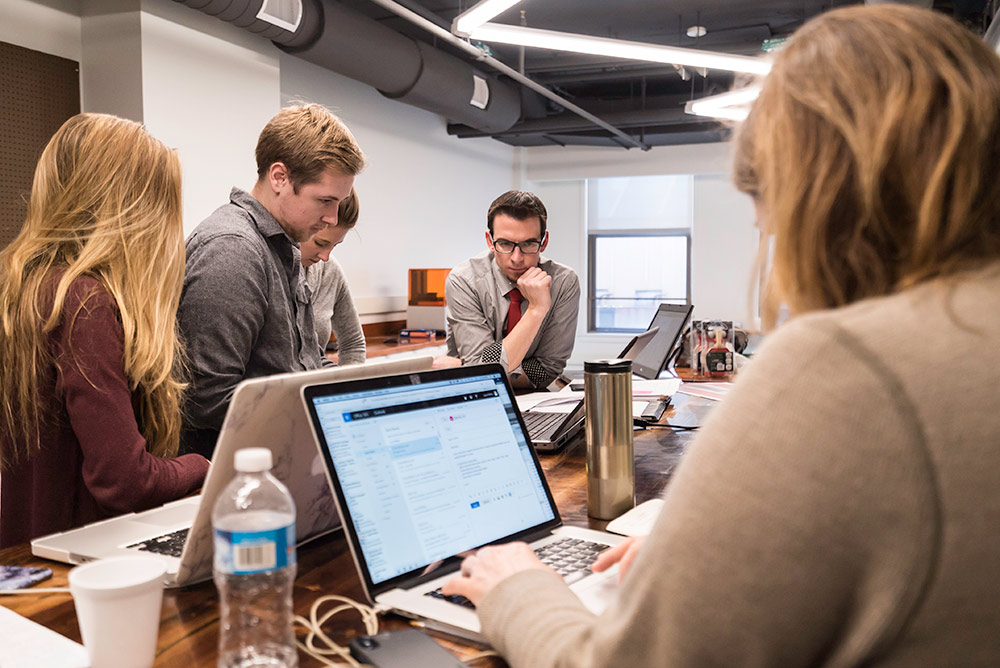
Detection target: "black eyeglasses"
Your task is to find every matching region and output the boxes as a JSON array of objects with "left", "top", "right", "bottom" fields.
[{"left": 492, "top": 237, "right": 541, "bottom": 254}]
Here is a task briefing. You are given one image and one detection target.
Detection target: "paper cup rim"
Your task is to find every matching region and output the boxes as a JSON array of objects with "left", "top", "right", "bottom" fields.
[{"left": 69, "top": 556, "right": 166, "bottom": 598}]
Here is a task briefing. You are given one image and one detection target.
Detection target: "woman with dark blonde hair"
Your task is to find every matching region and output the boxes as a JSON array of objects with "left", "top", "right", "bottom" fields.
[
  {"left": 300, "top": 189, "right": 366, "bottom": 365},
  {"left": 440, "top": 6, "right": 1000, "bottom": 666},
  {"left": 0, "top": 114, "right": 209, "bottom": 548}
]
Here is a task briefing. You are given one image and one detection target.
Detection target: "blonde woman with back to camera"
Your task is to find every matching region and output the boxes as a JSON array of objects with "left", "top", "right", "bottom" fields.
[
  {"left": 441, "top": 6, "right": 1000, "bottom": 666},
  {"left": 0, "top": 114, "right": 209, "bottom": 549}
]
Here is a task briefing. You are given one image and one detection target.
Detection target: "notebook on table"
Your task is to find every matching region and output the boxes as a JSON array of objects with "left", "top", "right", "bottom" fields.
[
  {"left": 301, "top": 364, "right": 626, "bottom": 644},
  {"left": 30, "top": 356, "right": 434, "bottom": 587}
]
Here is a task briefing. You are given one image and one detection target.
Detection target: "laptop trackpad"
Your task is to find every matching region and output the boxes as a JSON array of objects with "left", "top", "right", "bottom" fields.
[
  {"left": 135, "top": 501, "right": 198, "bottom": 527},
  {"left": 572, "top": 567, "right": 619, "bottom": 615}
]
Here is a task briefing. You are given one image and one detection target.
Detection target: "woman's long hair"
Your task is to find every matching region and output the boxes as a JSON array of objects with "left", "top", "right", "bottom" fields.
[
  {"left": 734, "top": 5, "right": 1000, "bottom": 329},
  {"left": 0, "top": 113, "right": 186, "bottom": 467}
]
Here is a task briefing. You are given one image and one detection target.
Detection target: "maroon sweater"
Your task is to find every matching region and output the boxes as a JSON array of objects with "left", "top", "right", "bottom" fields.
[{"left": 1, "top": 276, "right": 209, "bottom": 548}]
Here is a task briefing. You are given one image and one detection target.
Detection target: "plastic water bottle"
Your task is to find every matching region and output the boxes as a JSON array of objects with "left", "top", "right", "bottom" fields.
[{"left": 213, "top": 448, "right": 298, "bottom": 668}]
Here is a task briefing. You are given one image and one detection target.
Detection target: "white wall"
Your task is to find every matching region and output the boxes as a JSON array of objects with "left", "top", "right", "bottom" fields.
[
  {"left": 280, "top": 56, "right": 516, "bottom": 322},
  {"left": 139, "top": 0, "right": 280, "bottom": 235},
  {"left": 0, "top": 0, "right": 81, "bottom": 61}
]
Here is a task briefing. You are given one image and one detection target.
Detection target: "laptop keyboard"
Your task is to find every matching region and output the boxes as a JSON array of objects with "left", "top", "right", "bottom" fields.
[
  {"left": 425, "top": 537, "right": 611, "bottom": 609},
  {"left": 127, "top": 528, "right": 189, "bottom": 557},
  {"left": 522, "top": 411, "right": 564, "bottom": 440}
]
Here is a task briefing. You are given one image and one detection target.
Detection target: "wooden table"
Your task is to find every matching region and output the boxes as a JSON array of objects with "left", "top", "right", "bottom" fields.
[
  {"left": 325, "top": 336, "right": 445, "bottom": 364},
  {"left": 0, "top": 393, "right": 715, "bottom": 667}
]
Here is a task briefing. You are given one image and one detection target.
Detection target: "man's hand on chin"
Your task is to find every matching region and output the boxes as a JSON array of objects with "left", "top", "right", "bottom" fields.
[{"left": 516, "top": 267, "right": 552, "bottom": 314}]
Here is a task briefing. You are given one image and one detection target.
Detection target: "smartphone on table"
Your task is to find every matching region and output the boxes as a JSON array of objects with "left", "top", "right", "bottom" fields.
[{"left": 349, "top": 628, "right": 467, "bottom": 668}]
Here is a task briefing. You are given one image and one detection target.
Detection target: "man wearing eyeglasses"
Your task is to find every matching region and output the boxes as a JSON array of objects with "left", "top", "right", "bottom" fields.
[{"left": 445, "top": 190, "right": 580, "bottom": 389}]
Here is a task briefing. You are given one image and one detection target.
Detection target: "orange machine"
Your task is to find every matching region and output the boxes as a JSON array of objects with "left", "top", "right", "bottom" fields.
[{"left": 406, "top": 268, "right": 450, "bottom": 332}]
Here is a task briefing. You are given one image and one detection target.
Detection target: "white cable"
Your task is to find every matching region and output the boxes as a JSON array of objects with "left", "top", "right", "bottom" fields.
[
  {"left": 293, "top": 594, "right": 379, "bottom": 667},
  {"left": 0, "top": 588, "right": 71, "bottom": 594}
]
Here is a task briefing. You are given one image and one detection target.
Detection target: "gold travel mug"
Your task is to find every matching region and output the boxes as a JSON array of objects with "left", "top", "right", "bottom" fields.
[{"left": 584, "top": 359, "right": 635, "bottom": 520}]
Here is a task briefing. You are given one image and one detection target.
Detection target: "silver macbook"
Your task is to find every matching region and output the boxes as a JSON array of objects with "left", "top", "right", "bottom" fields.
[
  {"left": 526, "top": 324, "right": 663, "bottom": 451},
  {"left": 31, "top": 356, "right": 434, "bottom": 587},
  {"left": 302, "top": 364, "right": 625, "bottom": 643}
]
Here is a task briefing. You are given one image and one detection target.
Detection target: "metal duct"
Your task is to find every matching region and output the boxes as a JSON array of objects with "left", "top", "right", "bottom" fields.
[
  {"left": 174, "top": 0, "right": 522, "bottom": 134},
  {"left": 175, "top": 0, "right": 324, "bottom": 47}
]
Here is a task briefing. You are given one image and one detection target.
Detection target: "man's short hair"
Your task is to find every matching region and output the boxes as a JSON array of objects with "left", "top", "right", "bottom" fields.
[
  {"left": 487, "top": 190, "right": 548, "bottom": 238},
  {"left": 255, "top": 103, "right": 366, "bottom": 188}
]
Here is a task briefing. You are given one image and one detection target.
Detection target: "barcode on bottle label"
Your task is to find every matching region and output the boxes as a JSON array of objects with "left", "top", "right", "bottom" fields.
[
  {"left": 233, "top": 542, "right": 276, "bottom": 571},
  {"left": 214, "top": 524, "right": 295, "bottom": 575}
]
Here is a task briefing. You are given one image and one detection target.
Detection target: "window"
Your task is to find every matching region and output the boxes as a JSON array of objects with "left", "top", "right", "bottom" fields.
[{"left": 587, "top": 175, "right": 692, "bottom": 332}]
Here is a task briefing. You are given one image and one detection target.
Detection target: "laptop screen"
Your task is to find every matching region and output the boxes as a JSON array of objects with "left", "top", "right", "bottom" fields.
[
  {"left": 303, "top": 366, "right": 559, "bottom": 592},
  {"left": 630, "top": 303, "right": 694, "bottom": 379}
]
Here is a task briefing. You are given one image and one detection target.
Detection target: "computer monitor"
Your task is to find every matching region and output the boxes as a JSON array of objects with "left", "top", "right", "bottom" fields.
[{"left": 629, "top": 303, "right": 694, "bottom": 379}]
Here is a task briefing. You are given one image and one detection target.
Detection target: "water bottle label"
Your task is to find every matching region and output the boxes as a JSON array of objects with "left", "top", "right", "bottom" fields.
[{"left": 214, "top": 524, "right": 296, "bottom": 574}]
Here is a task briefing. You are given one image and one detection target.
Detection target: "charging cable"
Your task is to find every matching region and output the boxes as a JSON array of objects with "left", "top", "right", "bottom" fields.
[
  {"left": 0, "top": 587, "right": 70, "bottom": 594},
  {"left": 293, "top": 595, "right": 380, "bottom": 666}
]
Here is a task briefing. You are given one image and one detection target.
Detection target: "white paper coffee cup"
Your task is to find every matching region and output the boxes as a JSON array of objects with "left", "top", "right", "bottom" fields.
[{"left": 68, "top": 556, "right": 166, "bottom": 668}]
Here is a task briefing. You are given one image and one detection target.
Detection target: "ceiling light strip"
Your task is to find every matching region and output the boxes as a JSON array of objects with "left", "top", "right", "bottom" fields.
[
  {"left": 453, "top": 0, "right": 525, "bottom": 36},
  {"left": 469, "top": 23, "right": 773, "bottom": 75},
  {"left": 684, "top": 86, "right": 761, "bottom": 121}
]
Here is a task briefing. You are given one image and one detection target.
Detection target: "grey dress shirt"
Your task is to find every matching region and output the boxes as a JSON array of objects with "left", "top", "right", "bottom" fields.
[
  {"left": 306, "top": 257, "right": 366, "bottom": 365},
  {"left": 178, "top": 188, "right": 325, "bottom": 457},
  {"left": 445, "top": 250, "right": 580, "bottom": 388}
]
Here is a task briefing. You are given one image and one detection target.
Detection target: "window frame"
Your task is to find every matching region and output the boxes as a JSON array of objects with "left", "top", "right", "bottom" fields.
[{"left": 587, "top": 229, "right": 692, "bottom": 333}]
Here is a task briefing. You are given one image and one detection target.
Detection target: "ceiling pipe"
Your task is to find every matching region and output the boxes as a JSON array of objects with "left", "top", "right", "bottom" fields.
[
  {"left": 174, "top": 0, "right": 521, "bottom": 134},
  {"left": 449, "top": 106, "right": 704, "bottom": 138},
  {"left": 365, "top": 0, "right": 650, "bottom": 150},
  {"left": 535, "top": 65, "right": 683, "bottom": 85}
]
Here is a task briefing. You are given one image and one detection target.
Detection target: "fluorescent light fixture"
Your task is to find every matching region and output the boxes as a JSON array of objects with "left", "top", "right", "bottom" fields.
[
  {"left": 685, "top": 86, "right": 761, "bottom": 121},
  {"left": 468, "top": 23, "right": 773, "bottom": 75},
  {"left": 452, "top": 0, "right": 525, "bottom": 37}
]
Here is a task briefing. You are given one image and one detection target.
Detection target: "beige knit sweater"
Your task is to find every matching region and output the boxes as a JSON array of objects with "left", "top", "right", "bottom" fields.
[{"left": 478, "top": 263, "right": 1000, "bottom": 668}]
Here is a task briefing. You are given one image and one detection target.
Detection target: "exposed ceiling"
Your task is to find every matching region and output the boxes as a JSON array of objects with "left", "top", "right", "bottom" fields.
[{"left": 340, "top": 0, "right": 995, "bottom": 148}]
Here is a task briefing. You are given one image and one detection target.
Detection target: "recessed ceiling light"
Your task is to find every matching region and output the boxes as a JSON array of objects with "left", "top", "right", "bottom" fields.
[{"left": 686, "top": 25, "right": 707, "bottom": 38}]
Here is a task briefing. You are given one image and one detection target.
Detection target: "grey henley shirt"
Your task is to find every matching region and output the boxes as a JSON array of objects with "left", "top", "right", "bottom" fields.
[{"left": 178, "top": 188, "right": 325, "bottom": 457}]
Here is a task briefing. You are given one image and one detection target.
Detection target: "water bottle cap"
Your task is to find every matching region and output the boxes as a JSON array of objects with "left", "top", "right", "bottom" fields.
[
  {"left": 584, "top": 359, "right": 632, "bottom": 374},
  {"left": 234, "top": 447, "right": 272, "bottom": 472}
]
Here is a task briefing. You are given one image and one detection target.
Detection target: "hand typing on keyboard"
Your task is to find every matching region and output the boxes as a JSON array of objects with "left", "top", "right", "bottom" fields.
[
  {"left": 591, "top": 535, "right": 646, "bottom": 584},
  {"left": 441, "top": 543, "right": 552, "bottom": 607},
  {"left": 442, "top": 538, "right": 611, "bottom": 607}
]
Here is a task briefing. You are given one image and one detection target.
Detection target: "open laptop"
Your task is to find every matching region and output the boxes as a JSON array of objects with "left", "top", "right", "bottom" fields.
[
  {"left": 523, "top": 325, "right": 661, "bottom": 452},
  {"left": 31, "top": 356, "right": 434, "bottom": 587},
  {"left": 301, "top": 365, "right": 626, "bottom": 643},
  {"left": 530, "top": 302, "right": 694, "bottom": 449},
  {"left": 567, "top": 303, "right": 694, "bottom": 393}
]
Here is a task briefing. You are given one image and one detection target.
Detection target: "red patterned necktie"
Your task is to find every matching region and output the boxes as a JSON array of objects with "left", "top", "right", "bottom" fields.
[{"left": 504, "top": 288, "right": 523, "bottom": 336}]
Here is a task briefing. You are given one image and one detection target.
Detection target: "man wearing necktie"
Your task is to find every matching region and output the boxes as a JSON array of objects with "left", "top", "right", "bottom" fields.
[{"left": 445, "top": 191, "right": 581, "bottom": 390}]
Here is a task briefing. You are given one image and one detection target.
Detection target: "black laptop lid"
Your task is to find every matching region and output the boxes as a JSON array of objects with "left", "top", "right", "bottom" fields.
[
  {"left": 302, "top": 364, "right": 562, "bottom": 598},
  {"left": 630, "top": 303, "right": 694, "bottom": 379}
]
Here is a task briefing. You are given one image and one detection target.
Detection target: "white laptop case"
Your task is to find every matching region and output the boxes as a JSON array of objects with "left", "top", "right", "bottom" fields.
[{"left": 31, "top": 356, "right": 434, "bottom": 587}]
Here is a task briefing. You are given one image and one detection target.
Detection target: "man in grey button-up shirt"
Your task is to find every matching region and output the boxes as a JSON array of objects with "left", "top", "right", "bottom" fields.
[
  {"left": 445, "top": 191, "right": 580, "bottom": 389},
  {"left": 178, "top": 104, "right": 365, "bottom": 457}
]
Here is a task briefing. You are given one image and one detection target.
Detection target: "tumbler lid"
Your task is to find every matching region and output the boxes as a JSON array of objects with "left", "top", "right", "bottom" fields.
[{"left": 584, "top": 359, "right": 632, "bottom": 374}]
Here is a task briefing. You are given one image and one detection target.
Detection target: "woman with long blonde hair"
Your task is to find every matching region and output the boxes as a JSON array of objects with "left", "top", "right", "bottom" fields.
[
  {"left": 0, "top": 113, "right": 209, "bottom": 548},
  {"left": 439, "top": 6, "right": 1000, "bottom": 666}
]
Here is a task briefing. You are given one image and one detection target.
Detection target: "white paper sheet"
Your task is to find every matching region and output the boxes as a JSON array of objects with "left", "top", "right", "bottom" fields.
[{"left": 0, "top": 605, "right": 89, "bottom": 667}]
